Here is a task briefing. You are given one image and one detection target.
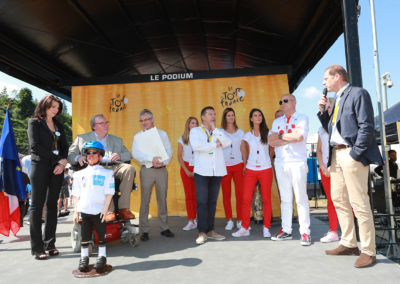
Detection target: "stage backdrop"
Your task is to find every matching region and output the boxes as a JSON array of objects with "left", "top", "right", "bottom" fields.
[{"left": 72, "top": 74, "right": 289, "bottom": 218}]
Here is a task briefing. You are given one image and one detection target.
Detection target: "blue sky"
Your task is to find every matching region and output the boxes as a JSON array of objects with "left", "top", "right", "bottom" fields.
[
  {"left": 293, "top": 0, "right": 399, "bottom": 135},
  {"left": 0, "top": 0, "right": 398, "bottom": 135}
]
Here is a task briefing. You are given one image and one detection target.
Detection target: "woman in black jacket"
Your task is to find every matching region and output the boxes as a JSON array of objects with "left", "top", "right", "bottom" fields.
[{"left": 27, "top": 95, "right": 68, "bottom": 260}]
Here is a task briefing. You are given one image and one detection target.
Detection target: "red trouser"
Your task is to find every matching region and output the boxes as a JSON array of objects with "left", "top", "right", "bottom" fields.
[
  {"left": 180, "top": 162, "right": 197, "bottom": 220},
  {"left": 320, "top": 168, "right": 338, "bottom": 232},
  {"left": 221, "top": 163, "right": 244, "bottom": 221},
  {"left": 242, "top": 168, "right": 273, "bottom": 229}
]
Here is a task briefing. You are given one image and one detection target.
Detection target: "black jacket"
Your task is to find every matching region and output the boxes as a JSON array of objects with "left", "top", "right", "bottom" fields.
[{"left": 27, "top": 118, "right": 68, "bottom": 166}]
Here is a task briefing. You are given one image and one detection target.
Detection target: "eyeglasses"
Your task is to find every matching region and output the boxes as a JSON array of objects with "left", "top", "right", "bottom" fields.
[
  {"left": 95, "top": 121, "right": 110, "bottom": 126},
  {"left": 139, "top": 118, "right": 152, "bottom": 123},
  {"left": 86, "top": 151, "right": 99, "bottom": 156},
  {"left": 279, "top": 99, "right": 295, "bottom": 105}
]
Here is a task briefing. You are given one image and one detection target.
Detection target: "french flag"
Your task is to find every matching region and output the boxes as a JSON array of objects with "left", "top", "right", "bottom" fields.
[{"left": 0, "top": 108, "right": 27, "bottom": 237}]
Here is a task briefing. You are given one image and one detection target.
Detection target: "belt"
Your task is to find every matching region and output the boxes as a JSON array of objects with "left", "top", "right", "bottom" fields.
[
  {"left": 332, "top": 144, "right": 350, "bottom": 150},
  {"left": 142, "top": 165, "right": 166, "bottom": 169}
]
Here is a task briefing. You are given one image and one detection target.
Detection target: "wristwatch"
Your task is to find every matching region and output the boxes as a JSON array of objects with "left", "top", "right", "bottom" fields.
[{"left": 278, "top": 133, "right": 283, "bottom": 140}]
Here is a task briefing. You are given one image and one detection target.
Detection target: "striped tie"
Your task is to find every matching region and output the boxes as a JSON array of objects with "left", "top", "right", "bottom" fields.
[{"left": 331, "top": 96, "right": 341, "bottom": 124}]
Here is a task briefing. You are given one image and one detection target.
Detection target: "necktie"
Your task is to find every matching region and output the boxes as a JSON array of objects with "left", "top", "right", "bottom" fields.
[{"left": 331, "top": 96, "right": 341, "bottom": 124}]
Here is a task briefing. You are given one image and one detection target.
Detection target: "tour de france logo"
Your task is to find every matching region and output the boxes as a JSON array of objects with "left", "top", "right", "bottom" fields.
[
  {"left": 220, "top": 86, "right": 245, "bottom": 107},
  {"left": 110, "top": 94, "right": 128, "bottom": 112}
]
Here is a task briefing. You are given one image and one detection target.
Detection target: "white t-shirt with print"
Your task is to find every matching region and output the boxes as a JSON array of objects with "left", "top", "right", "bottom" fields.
[
  {"left": 271, "top": 112, "right": 309, "bottom": 163},
  {"left": 72, "top": 165, "right": 115, "bottom": 215}
]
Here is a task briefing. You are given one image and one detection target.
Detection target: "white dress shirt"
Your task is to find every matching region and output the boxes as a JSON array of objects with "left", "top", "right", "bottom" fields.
[
  {"left": 222, "top": 129, "right": 244, "bottom": 166},
  {"left": 178, "top": 136, "right": 194, "bottom": 166},
  {"left": 271, "top": 112, "right": 309, "bottom": 162},
  {"left": 243, "top": 131, "right": 272, "bottom": 171},
  {"left": 72, "top": 165, "right": 115, "bottom": 215},
  {"left": 189, "top": 125, "right": 231, "bottom": 176},
  {"left": 330, "top": 83, "right": 350, "bottom": 146}
]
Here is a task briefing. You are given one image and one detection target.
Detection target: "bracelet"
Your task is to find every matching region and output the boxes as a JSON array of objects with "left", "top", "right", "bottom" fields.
[{"left": 278, "top": 133, "right": 283, "bottom": 140}]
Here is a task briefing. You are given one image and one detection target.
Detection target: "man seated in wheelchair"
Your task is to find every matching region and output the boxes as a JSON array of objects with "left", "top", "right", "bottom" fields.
[{"left": 72, "top": 141, "right": 114, "bottom": 273}]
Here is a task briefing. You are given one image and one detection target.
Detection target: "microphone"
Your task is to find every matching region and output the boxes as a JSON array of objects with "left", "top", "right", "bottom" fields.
[{"left": 322, "top": 88, "right": 328, "bottom": 112}]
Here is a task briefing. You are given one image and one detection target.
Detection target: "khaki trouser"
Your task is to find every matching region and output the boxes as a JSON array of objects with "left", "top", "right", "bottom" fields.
[
  {"left": 104, "top": 163, "right": 136, "bottom": 211},
  {"left": 139, "top": 166, "right": 169, "bottom": 233},
  {"left": 330, "top": 147, "right": 375, "bottom": 256}
]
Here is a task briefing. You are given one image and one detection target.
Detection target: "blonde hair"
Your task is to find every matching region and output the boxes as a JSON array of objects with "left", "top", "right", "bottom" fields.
[{"left": 182, "top": 117, "right": 199, "bottom": 145}]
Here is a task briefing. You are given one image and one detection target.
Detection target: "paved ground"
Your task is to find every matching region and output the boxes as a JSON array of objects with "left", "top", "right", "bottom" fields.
[{"left": 1, "top": 211, "right": 400, "bottom": 284}]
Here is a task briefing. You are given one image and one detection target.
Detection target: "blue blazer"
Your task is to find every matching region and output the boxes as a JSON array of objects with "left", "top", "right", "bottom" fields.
[{"left": 317, "top": 85, "right": 383, "bottom": 167}]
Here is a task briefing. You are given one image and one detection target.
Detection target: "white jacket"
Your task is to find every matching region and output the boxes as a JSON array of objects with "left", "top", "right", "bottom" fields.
[{"left": 189, "top": 126, "right": 231, "bottom": 176}]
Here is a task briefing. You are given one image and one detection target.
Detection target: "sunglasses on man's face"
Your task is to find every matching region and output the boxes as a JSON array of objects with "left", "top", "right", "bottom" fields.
[
  {"left": 279, "top": 99, "right": 294, "bottom": 105},
  {"left": 86, "top": 151, "right": 99, "bottom": 156}
]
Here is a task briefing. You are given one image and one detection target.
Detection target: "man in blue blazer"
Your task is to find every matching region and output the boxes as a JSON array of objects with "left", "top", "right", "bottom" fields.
[{"left": 318, "top": 65, "right": 382, "bottom": 268}]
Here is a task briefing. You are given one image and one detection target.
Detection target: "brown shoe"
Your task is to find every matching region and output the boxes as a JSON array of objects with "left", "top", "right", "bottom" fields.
[
  {"left": 354, "top": 253, "right": 376, "bottom": 268},
  {"left": 325, "top": 245, "right": 360, "bottom": 255},
  {"left": 105, "top": 212, "right": 116, "bottom": 222},
  {"left": 118, "top": 209, "right": 135, "bottom": 220}
]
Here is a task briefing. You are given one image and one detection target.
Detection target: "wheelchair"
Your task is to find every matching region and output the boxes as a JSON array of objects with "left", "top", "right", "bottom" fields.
[{"left": 70, "top": 164, "right": 140, "bottom": 254}]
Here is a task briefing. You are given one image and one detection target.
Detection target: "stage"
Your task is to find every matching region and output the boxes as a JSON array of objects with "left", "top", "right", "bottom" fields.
[{"left": 1, "top": 212, "right": 399, "bottom": 283}]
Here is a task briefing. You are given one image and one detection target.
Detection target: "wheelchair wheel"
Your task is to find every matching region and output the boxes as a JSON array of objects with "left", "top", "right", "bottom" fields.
[
  {"left": 128, "top": 233, "right": 140, "bottom": 247},
  {"left": 71, "top": 223, "right": 81, "bottom": 253}
]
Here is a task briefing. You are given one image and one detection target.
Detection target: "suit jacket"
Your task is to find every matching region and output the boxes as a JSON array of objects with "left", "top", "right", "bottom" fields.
[
  {"left": 317, "top": 85, "right": 383, "bottom": 167},
  {"left": 27, "top": 118, "right": 68, "bottom": 166},
  {"left": 67, "top": 131, "right": 132, "bottom": 165}
]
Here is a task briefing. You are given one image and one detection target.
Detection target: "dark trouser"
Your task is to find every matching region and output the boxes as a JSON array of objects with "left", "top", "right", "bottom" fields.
[
  {"left": 194, "top": 174, "right": 222, "bottom": 233},
  {"left": 81, "top": 213, "right": 106, "bottom": 244},
  {"left": 29, "top": 160, "right": 63, "bottom": 254}
]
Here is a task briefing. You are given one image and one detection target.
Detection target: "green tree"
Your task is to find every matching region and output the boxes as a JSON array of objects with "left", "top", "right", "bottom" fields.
[
  {"left": 14, "top": 88, "right": 36, "bottom": 120},
  {"left": 0, "top": 88, "right": 72, "bottom": 154}
]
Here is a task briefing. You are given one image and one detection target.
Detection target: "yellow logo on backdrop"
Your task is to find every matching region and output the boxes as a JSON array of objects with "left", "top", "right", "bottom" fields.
[
  {"left": 220, "top": 86, "right": 245, "bottom": 107},
  {"left": 110, "top": 94, "right": 128, "bottom": 112}
]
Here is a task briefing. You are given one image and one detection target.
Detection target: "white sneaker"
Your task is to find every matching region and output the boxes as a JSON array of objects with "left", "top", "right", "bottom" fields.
[
  {"left": 320, "top": 231, "right": 339, "bottom": 243},
  {"left": 263, "top": 227, "right": 271, "bottom": 238},
  {"left": 232, "top": 228, "right": 250, "bottom": 237},
  {"left": 225, "top": 220, "right": 234, "bottom": 230},
  {"left": 196, "top": 233, "right": 207, "bottom": 245},
  {"left": 237, "top": 221, "right": 242, "bottom": 229},
  {"left": 182, "top": 221, "right": 197, "bottom": 231}
]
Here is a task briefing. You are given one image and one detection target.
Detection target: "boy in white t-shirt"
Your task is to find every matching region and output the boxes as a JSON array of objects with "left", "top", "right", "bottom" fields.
[{"left": 72, "top": 141, "right": 115, "bottom": 273}]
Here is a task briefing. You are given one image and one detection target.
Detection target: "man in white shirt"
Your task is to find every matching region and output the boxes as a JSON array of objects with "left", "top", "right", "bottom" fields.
[
  {"left": 269, "top": 93, "right": 311, "bottom": 246},
  {"left": 189, "top": 106, "right": 231, "bottom": 245},
  {"left": 132, "top": 109, "right": 174, "bottom": 241}
]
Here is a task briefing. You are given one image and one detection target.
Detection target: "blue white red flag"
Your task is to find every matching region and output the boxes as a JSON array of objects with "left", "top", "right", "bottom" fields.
[{"left": 0, "top": 108, "right": 26, "bottom": 236}]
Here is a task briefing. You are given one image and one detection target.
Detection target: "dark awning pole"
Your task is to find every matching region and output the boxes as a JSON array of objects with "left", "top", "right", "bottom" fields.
[{"left": 341, "top": 0, "right": 363, "bottom": 87}]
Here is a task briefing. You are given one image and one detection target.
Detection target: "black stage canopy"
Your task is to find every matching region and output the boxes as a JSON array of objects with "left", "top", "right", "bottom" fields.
[{"left": 0, "top": 0, "right": 350, "bottom": 101}]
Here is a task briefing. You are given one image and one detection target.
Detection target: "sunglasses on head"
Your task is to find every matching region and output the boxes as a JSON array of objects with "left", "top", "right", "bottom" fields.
[
  {"left": 279, "top": 99, "right": 294, "bottom": 105},
  {"left": 86, "top": 151, "right": 99, "bottom": 156}
]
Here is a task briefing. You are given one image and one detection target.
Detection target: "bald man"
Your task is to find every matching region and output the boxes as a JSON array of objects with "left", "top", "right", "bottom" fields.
[{"left": 269, "top": 94, "right": 311, "bottom": 246}]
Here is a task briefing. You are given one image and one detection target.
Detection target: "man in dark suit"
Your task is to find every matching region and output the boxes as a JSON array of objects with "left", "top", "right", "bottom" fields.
[{"left": 318, "top": 65, "right": 383, "bottom": 268}]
